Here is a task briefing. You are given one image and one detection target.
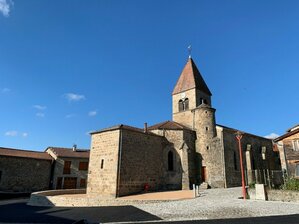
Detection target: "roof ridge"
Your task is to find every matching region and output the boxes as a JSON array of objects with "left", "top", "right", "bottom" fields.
[
  {"left": 0, "top": 146, "right": 44, "bottom": 153},
  {"left": 148, "top": 120, "right": 193, "bottom": 131}
]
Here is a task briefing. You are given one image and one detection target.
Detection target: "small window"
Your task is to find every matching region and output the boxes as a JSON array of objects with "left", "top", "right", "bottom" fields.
[
  {"left": 184, "top": 98, "right": 189, "bottom": 110},
  {"left": 168, "top": 151, "right": 174, "bottom": 171},
  {"left": 79, "top": 162, "right": 88, "bottom": 171},
  {"left": 199, "top": 98, "right": 203, "bottom": 105},
  {"left": 80, "top": 179, "right": 86, "bottom": 188},
  {"left": 206, "top": 146, "right": 209, "bottom": 150},
  {"left": 203, "top": 99, "right": 208, "bottom": 104},
  {"left": 178, "top": 100, "right": 184, "bottom": 112},
  {"left": 63, "top": 161, "right": 71, "bottom": 174},
  {"left": 178, "top": 98, "right": 189, "bottom": 111},
  {"left": 101, "top": 159, "right": 104, "bottom": 169},
  {"left": 292, "top": 140, "right": 299, "bottom": 151},
  {"left": 261, "top": 146, "right": 266, "bottom": 160},
  {"left": 205, "top": 127, "right": 209, "bottom": 132},
  {"left": 296, "top": 164, "right": 299, "bottom": 177}
]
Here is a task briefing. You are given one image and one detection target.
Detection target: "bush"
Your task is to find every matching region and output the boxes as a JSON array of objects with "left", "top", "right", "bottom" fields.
[
  {"left": 281, "top": 178, "right": 299, "bottom": 191},
  {"left": 248, "top": 182, "right": 256, "bottom": 189}
]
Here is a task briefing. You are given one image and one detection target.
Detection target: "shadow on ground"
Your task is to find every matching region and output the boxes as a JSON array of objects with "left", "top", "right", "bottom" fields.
[
  {"left": 142, "top": 214, "right": 299, "bottom": 224},
  {"left": 0, "top": 199, "right": 161, "bottom": 223}
]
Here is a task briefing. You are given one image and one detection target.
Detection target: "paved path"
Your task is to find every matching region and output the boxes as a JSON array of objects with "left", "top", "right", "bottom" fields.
[
  {"left": 0, "top": 188, "right": 299, "bottom": 223},
  {"left": 133, "top": 187, "right": 299, "bottom": 221},
  {"left": 119, "top": 190, "right": 194, "bottom": 201}
]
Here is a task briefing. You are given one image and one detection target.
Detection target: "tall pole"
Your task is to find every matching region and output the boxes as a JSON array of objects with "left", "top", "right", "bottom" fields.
[{"left": 236, "top": 132, "right": 246, "bottom": 200}]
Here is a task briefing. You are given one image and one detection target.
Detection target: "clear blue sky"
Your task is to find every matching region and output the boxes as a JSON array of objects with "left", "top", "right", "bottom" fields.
[{"left": 1, "top": 0, "right": 299, "bottom": 151}]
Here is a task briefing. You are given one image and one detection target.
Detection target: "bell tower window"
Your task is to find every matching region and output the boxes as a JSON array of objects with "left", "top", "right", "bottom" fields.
[
  {"left": 178, "top": 98, "right": 189, "bottom": 112},
  {"left": 178, "top": 100, "right": 184, "bottom": 112},
  {"left": 184, "top": 98, "right": 189, "bottom": 110}
]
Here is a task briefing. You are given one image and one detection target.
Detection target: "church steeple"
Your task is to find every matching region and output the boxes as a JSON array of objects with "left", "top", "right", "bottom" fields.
[
  {"left": 172, "top": 57, "right": 213, "bottom": 129},
  {"left": 172, "top": 58, "right": 212, "bottom": 96}
]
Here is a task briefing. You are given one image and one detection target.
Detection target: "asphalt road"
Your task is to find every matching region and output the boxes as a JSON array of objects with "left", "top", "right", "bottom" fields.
[{"left": 0, "top": 199, "right": 298, "bottom": 224}]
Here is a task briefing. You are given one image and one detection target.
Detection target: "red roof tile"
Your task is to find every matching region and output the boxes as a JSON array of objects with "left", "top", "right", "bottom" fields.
[
  {"left": 47, "top": 147, "right": 89, "bottom": 159},
  {"left": 0, "top": 147, "right": 52, "bottom": 160},
  {"left": 172, "top": 58, "right": 212, "bottom": 96}
]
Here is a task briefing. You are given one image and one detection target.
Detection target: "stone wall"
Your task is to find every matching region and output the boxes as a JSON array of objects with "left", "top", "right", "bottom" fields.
[
  {"left": 193, "top": 105, "right": 225, "bottom": 188},
  {"left": 87, "top": 129, "right": 120, "bottom": 197},
  {"left": 222, "top": 127, "right": 279, "bottom": 187},
  {"left": 278, "top": 132, "right": 299, "bottom": 177},
  {"left": 51, "top": 157, "right": 89, "bottom": 189},
  {"left": 118, "top": 129, "right": 165, "bottom": 196},
  {"left": 248, "top": 188, "right": 299, "bottom": 203},
  {"left": 0, "top": 156, "right": 52, "bottom": 192},
  {"left": 151, "top": 129, "right": 197, "bottom": 190}
]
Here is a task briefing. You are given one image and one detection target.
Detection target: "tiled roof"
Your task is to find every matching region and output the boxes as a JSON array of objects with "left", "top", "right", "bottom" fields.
[
  {"left": 90, "top": 124, "right": 144, "bottom": 135},
  {"left": 172, "top": 58, "right": 212, "bottom": 96},
  {"left": 274, "top": 128, "right": 299, "bottom": 142},
  {"left": 0, "top": 147, "right": 52, "bottom": 160},
  {"left": 286, "top": 124, "right": 299, "bottom": 133},
  {"left": 217, "top": 124, "right": 272, "bottom": 141},
  {"left": 148, "top": 120, "right": 193, "bottom": 131},
  {"left": 90, "top": 124, "right": 162, "bottom": 137},
  {"left": 47, "top": 147, "right": 90, "bottom": 159}
]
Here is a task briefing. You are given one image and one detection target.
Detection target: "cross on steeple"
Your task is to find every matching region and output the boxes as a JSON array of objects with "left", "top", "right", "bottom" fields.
[{"left": 188, "top": 45, "right": 192, "bottom": 58}]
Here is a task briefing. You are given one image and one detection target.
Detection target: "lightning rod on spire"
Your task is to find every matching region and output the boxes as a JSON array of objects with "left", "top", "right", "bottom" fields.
[{"left": 188, "top": 45, "right": 192, "bottom": 59}]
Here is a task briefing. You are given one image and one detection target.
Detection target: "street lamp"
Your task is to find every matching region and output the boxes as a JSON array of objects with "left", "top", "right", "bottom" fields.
[{"left": 236, "top": 131, "right": 246, "bottom": 200}]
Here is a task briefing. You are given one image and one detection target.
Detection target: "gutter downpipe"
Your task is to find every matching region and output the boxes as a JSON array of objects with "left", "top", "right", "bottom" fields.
[{"left": 116, "top": 127, "right": 123, "bottom": 198}]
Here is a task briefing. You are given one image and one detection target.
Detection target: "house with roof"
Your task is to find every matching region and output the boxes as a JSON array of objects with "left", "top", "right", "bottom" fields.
[
  {"left": 46, "top": 146, "right": 90, "bottom": 189},
  {"left": 274, "top": 124, "right": 299, "bottom": 178},
  {"left": 0, "top": 147, "right": 52, "bottom": 192},
  {"left": 87, "top": 56, "right": 281, "bottom": 198},
  {"left": 0, "top": 146, "right": 90, "bottom": 193}
]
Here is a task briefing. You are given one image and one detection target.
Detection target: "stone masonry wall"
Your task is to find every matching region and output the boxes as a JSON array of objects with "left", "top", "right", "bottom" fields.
[
  {"left": 0, "top": 156, "right": 52, "bottom": 192},
  {"left": 118, "top": 129, "right": 165, "bottom": 196},
  {"left": 151, "top": 129, "right": 197, "bottom": 190},
  {"left": 222, "top": 128, "right": 278, "bottom": 187},
  {"left": 87, "top": 130, "right": 120, "bottom": 197},
  {"left": 280, "top": 132, "right": 299, "bottom": 177},
  {"left": 193, "top": 105, "right": 225, "bottom": 188}
]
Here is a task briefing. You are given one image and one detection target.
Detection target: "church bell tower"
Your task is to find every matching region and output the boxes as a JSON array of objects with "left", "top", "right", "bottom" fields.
[
  {"left": 172, "top": 56, "right": 214, "bottom": 130},
  {"left": 172, "top": 56, "right": 218, "bottom": 185}
]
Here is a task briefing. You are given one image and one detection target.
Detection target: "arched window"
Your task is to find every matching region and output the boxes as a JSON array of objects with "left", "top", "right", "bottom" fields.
[
  {"left": 168, "top": 151, "right": 174, "bottom": 171},
  {"left": 184, "top": 98, "right": 189, "bottom": 110},
  {"left": 199, "top": 98, "right": 203, "bottom": 105},
  {"left": 178, "top": 100, "right": 184, "bottom": 112}
]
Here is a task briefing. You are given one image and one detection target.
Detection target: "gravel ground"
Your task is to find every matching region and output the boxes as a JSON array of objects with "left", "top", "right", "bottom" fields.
[{"left": 132, "top": 187, "right": 299, "bottom": 221}]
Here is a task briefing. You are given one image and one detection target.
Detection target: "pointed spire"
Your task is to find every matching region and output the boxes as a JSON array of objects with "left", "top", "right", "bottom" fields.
[{"left": 172, "top": 57, "right": 212, "bottom": 96}]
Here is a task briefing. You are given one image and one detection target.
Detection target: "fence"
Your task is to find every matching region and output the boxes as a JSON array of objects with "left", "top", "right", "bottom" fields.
[{"left": 245, "top": 169, "right": 284, "bottom": 189}]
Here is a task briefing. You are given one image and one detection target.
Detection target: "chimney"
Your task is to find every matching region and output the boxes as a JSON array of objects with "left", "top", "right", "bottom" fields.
[
  {"left": 72, "top": 144, "right": 77, "bottom": 152},
  {"left": 144, "top": 122, "right": 148, "bottom": 133}
]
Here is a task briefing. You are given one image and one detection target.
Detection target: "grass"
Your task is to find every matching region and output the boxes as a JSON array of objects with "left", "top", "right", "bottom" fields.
[{"left": 281, "top": 178, "right": 299, "bottom": 191}]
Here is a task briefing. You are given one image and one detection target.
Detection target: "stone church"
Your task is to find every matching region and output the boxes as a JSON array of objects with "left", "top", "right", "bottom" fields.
[{"left": 87, "top": 56, "right": 281, "bottom": 197}]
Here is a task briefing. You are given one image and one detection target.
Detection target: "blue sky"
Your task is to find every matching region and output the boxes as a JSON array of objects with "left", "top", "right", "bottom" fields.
[{"left": 1, "top": 0, "right": 299, "bottom": 151}]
